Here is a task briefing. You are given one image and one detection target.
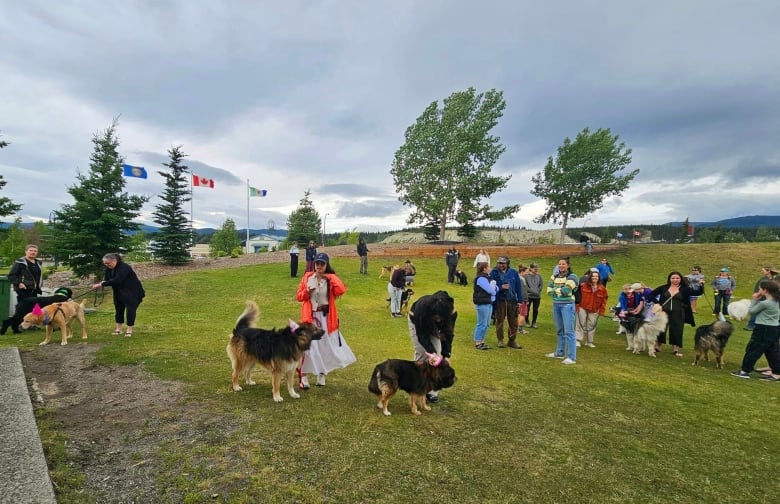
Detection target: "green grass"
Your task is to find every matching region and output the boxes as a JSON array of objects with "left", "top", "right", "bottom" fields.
[{"left": 5, "top": 243, "right": 780, "bottom": 503}]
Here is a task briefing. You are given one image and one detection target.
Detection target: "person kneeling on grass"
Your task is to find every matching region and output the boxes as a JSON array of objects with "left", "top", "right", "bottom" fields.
[{"left": 731, "top": 280, "right": 780, "bottom": 381}]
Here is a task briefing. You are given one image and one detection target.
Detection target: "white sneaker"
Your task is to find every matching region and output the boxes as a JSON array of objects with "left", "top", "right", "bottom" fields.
[
  {"left": 575, "top": 341, "right": 581, "bottom": 347},
  {"left": 561, "top": 358, "right": 576, "bottom": 365},
  {"left": 586, "top": 343, "right": 596, "bottom": 348},
  {"left": 546, "top": 352, "right": 564, "bottom": 359},
  {"left": 299, "top": 375, "right": 310, "bottom": 389},
  {"left": 316, "top": 373, "right": 326, "bottom": 386}
]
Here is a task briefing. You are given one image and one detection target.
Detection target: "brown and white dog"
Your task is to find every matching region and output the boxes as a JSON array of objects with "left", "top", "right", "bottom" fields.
[
  {"left": 20, "top": 300, "right": 88, "bottom": 346},
  {"left": 368, "top": 357, "right": 456, "bottom": 416},
  {"left": 226, "top": 300, "right": 324, "bottom": 402},
  {"left": 692, "top": 320, "right": 734, "bottom": 368},
  {"left": 632, "top": 304, "right": 669, "bottom": 357}
]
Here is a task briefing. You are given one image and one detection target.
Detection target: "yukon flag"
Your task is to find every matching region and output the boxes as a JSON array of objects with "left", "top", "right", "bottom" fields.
[
  {"left": 249, "top": 186, "right": 267, "bottom": 197},
  {"left": 192, "top": 174, "right": 215, "bottom": 188}
]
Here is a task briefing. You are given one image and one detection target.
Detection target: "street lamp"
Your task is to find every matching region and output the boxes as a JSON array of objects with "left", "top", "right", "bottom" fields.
[{"left": 48, "top": 212, "right": 58, "bottom": 268}]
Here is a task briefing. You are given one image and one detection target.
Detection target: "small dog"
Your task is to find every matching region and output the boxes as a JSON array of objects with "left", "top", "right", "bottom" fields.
[
  {"left": 378, "top": 265, "right": 393, "bottom": 279},
  {"left": 727, "top": 299, "right": 751, "bottom": 321},
  {"left": 693, "top": 320, "right": 734, "bottom": 368},
  {"left": 611, "top": 306, "right": 628, "bottom": 336},
  {"left": 454, "top": 269, "right": 468, "bottom": 286},
  {"left": 226, "top": 300, "right": 324, "bottom": 402},
  {"left": 368, "top": 357, "right": 456, "bottom": 416},
  {"left": 632, "top": 304, "right": 669, "bottom": 357},
  {"left": 20, "top": 300, "right": 88, "bottom": 346},
  {"left": 385, "top": 288, "right": 416, "bottom": 315}
]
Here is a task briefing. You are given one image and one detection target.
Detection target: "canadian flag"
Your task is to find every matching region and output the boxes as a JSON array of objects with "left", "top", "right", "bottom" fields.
[{"left": 192, "top": 174, "right": 214, "bottom": 188}]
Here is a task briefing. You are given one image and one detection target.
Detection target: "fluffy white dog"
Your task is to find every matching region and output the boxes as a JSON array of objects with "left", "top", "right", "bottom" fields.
[{"left": 727, "top": 299, "right": 751, "bottom": 321}]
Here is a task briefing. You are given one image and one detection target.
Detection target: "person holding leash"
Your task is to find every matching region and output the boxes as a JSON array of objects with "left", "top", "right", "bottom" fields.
[
  {"left": 92, "top": 253, "right": 145, "bottom": 337},
  {"left": 3, "top": 244, "right": 43, "bottom": 334}
]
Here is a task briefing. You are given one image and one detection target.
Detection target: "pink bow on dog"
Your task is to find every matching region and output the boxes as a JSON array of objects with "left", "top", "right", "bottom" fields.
[
  {"left": 425, "top": 352, "right": 443, "bottom": 367},
  {"left": 32, "top": 304, "right": 43, "bottom": 316},
  {"left": 288, "top": 319, "right": 300, "bottom": 332}
]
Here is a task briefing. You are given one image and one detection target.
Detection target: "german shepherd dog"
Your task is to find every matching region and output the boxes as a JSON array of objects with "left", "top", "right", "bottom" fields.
[
  {"left": 227, "top": 300, "right": 324, "bottom": 402},
  {"left": 368, "top": 358, "right": 456, "bottom": 416},
  {"left": 20, "top": 300, "right": 88, "bottom": 346},
  {"left": 385, "top": 288, "right": 416, "bottom": 315},
  {"left": 692, "top": 320, "right": 734, "bottom": 368},
  {"left": 632, "top": 304, "right": 669, "bottom": 357}
]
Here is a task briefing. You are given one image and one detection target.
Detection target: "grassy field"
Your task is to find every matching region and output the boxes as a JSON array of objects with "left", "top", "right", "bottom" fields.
[{"left": 5, "top": 243, "right": 780, "bottom": 503}]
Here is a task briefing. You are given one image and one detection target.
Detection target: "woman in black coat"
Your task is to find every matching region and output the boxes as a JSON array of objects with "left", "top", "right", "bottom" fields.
[
  {"left": 92, "top": 253, "right": 145, "bottom": 337},
  {"left": 649, "top": 271, "right": 696, "bottom": 356}
]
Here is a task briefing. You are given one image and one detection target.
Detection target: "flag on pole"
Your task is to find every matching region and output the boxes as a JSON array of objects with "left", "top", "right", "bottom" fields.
[
  {"left": 632, "top": 230, "right": 641, "bottom": 237},
  {"left": 616, "top": 232, "right": 624, "bottom": 239},
  {"left": 249, "top": 186, "right": 267, "bottom": 197},
  {"left": 122, "top": 164, "right": 148, "bottom": 179},
  {"left": 192, "top": 174, "right": 215, "bottom": 188}
]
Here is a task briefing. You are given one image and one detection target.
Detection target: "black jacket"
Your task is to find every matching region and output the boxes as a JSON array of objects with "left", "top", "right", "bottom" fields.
[
  {"left": 8, "top": 257, "right": 43, "bottom": 296},
  {"left": 409, "top": 291, "right": 457, "bottom": 358},
  {"left": 102, "top": 261, "right": 145, "bottom": 307}
]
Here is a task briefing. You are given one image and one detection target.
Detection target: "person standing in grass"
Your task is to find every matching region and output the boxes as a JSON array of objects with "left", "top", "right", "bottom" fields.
[
  {"left": 304, "top": 240, "right": 317, "bottom": 273},
  {"left": 731, "top": 280, "right": 780, "bottom": 380},
  {"left": 288, "top": 241, "right": 300, "bottom": 277},
  {"left": 388, "top": 265, "right": 406, "bottom": 318},
  {"left": 357, "top": 237, "right": 369, "bottom": 275},
  {"left": 685, "top": 265, "right": 705, "bottom": 314},
  {"left": 648, "top": 271, "right": 696, "bottom": 357},
  {"left": 711, "top": 267, "right": 735, "bottom": 318},
  {"left": 744, "top": 266, "right": 779, "bottom": 331},
  {"left": 472, "top": 262, "right": 498, "bottom": 350},
  {"left": 546, "top": 257, "right": 579, "bottom": 365},
  {"left": 92, "top": 253, "right": 145, "bottom": 337},
  {"left": 525, "top": 262, "right": 543, "bottom": 329},
  {"left": 575, "top": 270, "right": 609, "bottom": 348},
  {"left": 595, "top": 257, "right": 615, "bottom": 288}
]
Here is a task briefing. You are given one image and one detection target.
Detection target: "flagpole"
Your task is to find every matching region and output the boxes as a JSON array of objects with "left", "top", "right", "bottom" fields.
[
  {"left": 190, "top": 174, "right": 194, "bottom": 245},
  {"left": 246, "top": 179, "right": 250, "bottom": 254}
]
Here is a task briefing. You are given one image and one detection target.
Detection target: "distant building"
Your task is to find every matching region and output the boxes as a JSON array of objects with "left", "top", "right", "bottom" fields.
[{"left": 244, "top": 233, "right": 281, "bottom": 253}]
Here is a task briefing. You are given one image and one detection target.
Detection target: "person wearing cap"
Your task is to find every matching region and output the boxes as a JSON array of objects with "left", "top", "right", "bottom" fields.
[
  {"left": 295, "top": 252, "right": 356, "bottom": 388},
  {"left": 594, "top": 258, "right": 615, "bottom": 288},
  {"left": 711, "top": 267, "right": 736, "bottom": 319},
  {"left": 445, "top": 247, "right": 461, "bottom": 283},
  {"left": 489, "top": 256, "right": 523, "bottom": 348},
  {"left": 744, "top": 266, "right": 779, "bottom": 331},
  {"left": 525, "top": 263, "right": 543, "bottom": 329},
  {"left": 546, "top": 257, "right": 579, "bottom": 364}
]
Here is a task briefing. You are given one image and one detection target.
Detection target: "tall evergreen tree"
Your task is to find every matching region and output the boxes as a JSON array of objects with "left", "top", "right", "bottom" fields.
[
  {"left": 52, "top": 120, "right": 148, "bottom": 278},
  {"left": 0, "top": 134, "right": 23, "bottom": 218},
  {"left": 151, "top": 146, "right": 193, "bottom": 264},
  {"left": 286, "top": 190, "right": 321, "bottom": 245}
]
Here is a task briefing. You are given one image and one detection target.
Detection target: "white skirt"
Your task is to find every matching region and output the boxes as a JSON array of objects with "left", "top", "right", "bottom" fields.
[{"left": 300, "top": 311, "right": 357, "bottom": 375}]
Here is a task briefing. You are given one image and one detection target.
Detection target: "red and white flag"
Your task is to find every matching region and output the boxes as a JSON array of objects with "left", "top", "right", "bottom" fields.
[
  {"left": 632, "top": 230, "right": 641, "bottom": 237},
  {"left": 192, "top": 174, "right": 215, "bottom": 188}
]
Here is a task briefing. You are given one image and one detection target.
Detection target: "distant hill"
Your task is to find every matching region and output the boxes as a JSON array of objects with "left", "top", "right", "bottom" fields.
[{"left": 665, "top": 215, "right": 780, "bottom": 228}]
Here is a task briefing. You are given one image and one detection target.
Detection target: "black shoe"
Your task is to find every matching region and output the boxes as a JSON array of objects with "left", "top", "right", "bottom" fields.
[
  {"left": 0, "top": 319, "right": 9, "bottom": 335},
  {"left": 426, "top": 393, "right": 439, "bottom": 403}
]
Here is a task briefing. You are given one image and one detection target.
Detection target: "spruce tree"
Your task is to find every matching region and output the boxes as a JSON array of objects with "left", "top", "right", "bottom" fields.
[
  {"left": 286, "top": 190, "right": 321, "bottom": 245},
  {"left": 151, "top": 146, "right": 193, "bottom": 264},
  {"left": 0, "top": 134, "right": 23, "bottom": 218},
  {"left": 53, "top": 120, "right": 148, "bottom": 278}
]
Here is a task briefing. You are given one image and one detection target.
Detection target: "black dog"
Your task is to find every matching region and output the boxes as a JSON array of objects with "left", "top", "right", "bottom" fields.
[
  {"left": 368, "top": 359, "right": 456, "bottom": 416},
  {"left": 693, "top": 320, "right": 734, "bottom": 368},
  {"left": 454, "top": 269, "right": 468, "bottom": 286},
  {"left": 0, "top": 287, "right": 73, "bottom": 334}
]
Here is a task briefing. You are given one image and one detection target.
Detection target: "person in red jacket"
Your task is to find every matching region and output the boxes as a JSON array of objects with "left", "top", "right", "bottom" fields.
[
  {"left": 575, "top": 270, "right": 609, "bottom": 348},
  {"left": 295, "top": 253, "right": 356, "bottom": 388}
]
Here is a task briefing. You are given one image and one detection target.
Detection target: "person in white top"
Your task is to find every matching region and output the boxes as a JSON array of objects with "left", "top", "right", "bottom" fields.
[{"left": 473, "top": 249, "right": 490, "bottom": 268}]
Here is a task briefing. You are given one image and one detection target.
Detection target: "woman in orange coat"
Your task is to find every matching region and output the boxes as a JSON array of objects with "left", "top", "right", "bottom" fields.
[
  {"left": 575, "top": 270, "right": 609, "bottom": 348},
  {"left": 295, "top": 252, "right": 356, "bottom": 388}
]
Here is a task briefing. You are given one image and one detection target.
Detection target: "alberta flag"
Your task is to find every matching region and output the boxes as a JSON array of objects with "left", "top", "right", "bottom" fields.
[
  {"left": 249, "top": 186, "right": 267, "bottom": 197},
  {"left": 122, "top": 164, "right": 148, "bottom": 179},
  {"left": 192, "top": 174, "right": 215, "bottom": 188}
]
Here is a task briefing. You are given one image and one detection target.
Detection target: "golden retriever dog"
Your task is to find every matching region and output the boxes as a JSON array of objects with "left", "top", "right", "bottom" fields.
[
  {"left": 632, "top": 304, "right": 669, "bottom": 357},
  {"left": 226, "top": 300, "right": 324, "bottom": 402},
  {"left": 20, "top": 300, "right": 88, "bottom": 346}
]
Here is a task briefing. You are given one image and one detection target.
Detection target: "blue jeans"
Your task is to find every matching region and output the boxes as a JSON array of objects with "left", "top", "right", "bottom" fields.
[
  {"left": 552, "top": 302, "right": 576, "bottom": 360},
  {"left": 473, "top": 304, "right": 493, "bottom": 344}
]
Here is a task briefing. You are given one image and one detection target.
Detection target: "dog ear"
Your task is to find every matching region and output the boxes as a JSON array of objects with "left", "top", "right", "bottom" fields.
[
  {"left": 425, "top": 352, "right": 443, "bottom": 367},
  {"left": 32, "top": 304, "right": 43, "bottom": 316},
  {"left": 288, "top": 319, "right": 300, "bottom": 332}
]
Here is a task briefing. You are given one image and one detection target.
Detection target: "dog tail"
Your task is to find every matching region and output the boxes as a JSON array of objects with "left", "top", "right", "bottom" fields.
[
  {"left": 367, "top": 365, "right": 381, "bottom": 394},
  {"left": 234, "top": 300, "right": 259, "bottom": 335}
]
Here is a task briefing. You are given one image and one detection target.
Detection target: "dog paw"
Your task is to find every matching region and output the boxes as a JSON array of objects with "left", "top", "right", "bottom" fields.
[
  {"left": 289, "top": 391, "right": 300, "bottom": 399},
  {"left": 247, "top": 380, "right": 256, "bottom": 386},
  {"left": 61, "top": 341, "right": 68, "bottom": 346},
  {"left": 232, "top": 385, "right": 243, "bottom": 392},
  {"left": 383, "top": 410, "right": 392, "bottom": 416},
  {"left": 273, "top": 396, "right": 284, "bottom": 403},
  {"left": 422, "top": 405, "right": 431, "bottom": 411}
]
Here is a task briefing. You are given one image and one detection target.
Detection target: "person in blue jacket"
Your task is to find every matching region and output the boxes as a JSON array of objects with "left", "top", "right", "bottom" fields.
[{"left": 489, "top": 256, "right": 523, "bottom": 349}]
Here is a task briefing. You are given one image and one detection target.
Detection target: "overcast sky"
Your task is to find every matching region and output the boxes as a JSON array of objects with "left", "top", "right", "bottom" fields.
[{"left": 1, "top": 1, "right": 778, "bottom": 233}]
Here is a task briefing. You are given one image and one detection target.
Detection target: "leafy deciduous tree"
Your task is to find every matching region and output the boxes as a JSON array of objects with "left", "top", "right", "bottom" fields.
[
  {"left": 209, "top": 218, "right": 241, "bottom": 257},
  {"left": 391, "top": 87, "right": 520, "bottom": 239},
  {"left": 52, "top": 120, "right": 149, "bottom": 278},
  {"left": 531, "top": 127, "right": 638, "bottom": 244},
  {"left": 286, "top": 190, "right": 321, "bottom": 245},
  {"left": 151, "top": 146, "right": 193, "bottom": 264}
]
